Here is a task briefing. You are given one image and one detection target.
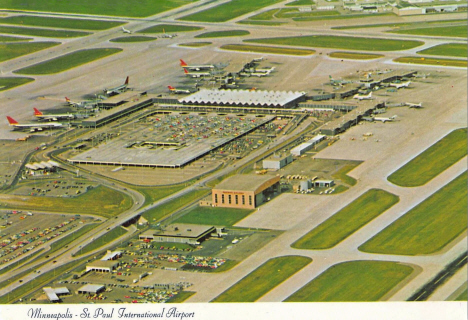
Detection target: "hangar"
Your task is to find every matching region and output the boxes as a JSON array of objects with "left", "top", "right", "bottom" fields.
[
  {"left": 212, "top": 174, "right": 280, "bottom": 209},
  {"left": 139, "top": 224, "right": 216, "bottom": 245},
  {"left": 86, "top": 260, "right": 120, "bottom": 273},
  {"left": 179, "top": 89, "right": 306, "bottom": 109}
]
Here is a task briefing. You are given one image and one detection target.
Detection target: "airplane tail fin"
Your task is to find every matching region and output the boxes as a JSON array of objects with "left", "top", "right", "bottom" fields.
[
  {"left": 33, "top": 108, "right": 43, "bottom": 116},
  {"left": 180, "top": 59, "right": 187, "bottom": 67},
  {"left": 168, "top": 86, "right": 175, "bottom": 90},
  {"left": 65, "top": 97, "right": 70, "bottom": 102},
  {"left": 124, "top": 76, "right": 129, "bottom": 85},
  {"left": 183, "top": 68, "right": 189, "bottom": 74},
  {"left": 6, "top": 116, "right": 18, "bottom": 125}
]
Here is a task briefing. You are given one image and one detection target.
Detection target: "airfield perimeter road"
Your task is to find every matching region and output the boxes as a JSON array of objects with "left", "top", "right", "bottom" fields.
[{"left": 0, "top": 1, "right": 466, "bottom": 303}]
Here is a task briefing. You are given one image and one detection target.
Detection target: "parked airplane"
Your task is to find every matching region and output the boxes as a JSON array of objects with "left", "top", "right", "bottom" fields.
[
  {"left": 183, "top": 68, "right": 211, "bottom": 78},
  {"left": 167, "top": 86, "right": 191, "bottom": 94},
  {"left": 7, "top": 116, "right": 63, "bottom": 132},
  {"left": 121, "top": 27, "right": 131, "bottom": 34},
  {"left": 329, "top": 75, "right": 352, "bottom": 85},
  {"left": 250, "top": 71, "right": 270, "bottom": 77},
  {"left": 255, "top": 67, "right": 275, "bottom": 73},
  {"left": 353, "top": 92, "right": 373, "bottom": 100},
  {"left": 374, "top": 115, "right": 397, "bottom": 123},
  {"left": 65, "top": 97, "right": 98, "bottom": 109},
  {"left": 33, "top": 108, "right": 75, "bottom": 121},
  {"left": 180, "top": 59, "right": 214, "bottom": 71},
  {"left": 104, "top": 76, "right": 129, "bottom": 95},
  {"left": 389, "top": 81, "right": 411, "bottom": 89},
  {"left": 406, "top": 102, "right": 423, "bottom": 108}
]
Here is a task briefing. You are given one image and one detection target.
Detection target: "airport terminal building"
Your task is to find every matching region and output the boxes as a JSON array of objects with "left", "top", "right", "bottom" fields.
[
  {"left": 179, "top": 89, "right": 306, "bottom": 109},
  {"left": 212, "top": 175, "right": 280, "bottom": 209}
]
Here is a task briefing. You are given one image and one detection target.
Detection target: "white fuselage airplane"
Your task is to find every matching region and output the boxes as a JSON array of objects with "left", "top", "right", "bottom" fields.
[
  {"left": 374, "top": 115, "right": 397, "bottom": 123},
  {"left": 183, "top": 68, "right": 211, "bottom": 78},
  {"left": 353, "top": 92, "right": 373, "bottom": 100},
  {"left": 7, "top": 116, "right": 63, "bottom": 132},
  {"left": 406, "top": 102, "right": 422, "bottom": 108},
  {"left": 65, "top": 97, "right": 97, "bottom": 109},
  {"left": 121, "top": 27, "right": 131, "bottom": 34},
  {"left": 389, "top": 81, "right": 411, "bottom": 89},
  {"left": 104, "top": 76, "right": 129, "bottom": 95},
  {"left": 168, "top": 86, "right": 190, "bottom": 94},
  {"left": 34, "top": 108, "right": 75, "bottom": 121},
  {"left": 180, "top": 59, "right": 214, "bottom": 71}
]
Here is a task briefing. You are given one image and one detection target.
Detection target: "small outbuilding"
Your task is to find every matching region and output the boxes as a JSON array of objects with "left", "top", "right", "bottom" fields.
[{"left": 76, "top": 284, "right": 105, "bottom": 295}]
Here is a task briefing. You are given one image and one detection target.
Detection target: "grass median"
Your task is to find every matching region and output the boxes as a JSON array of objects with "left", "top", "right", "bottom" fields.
[
  {"left": 0, "top": 42, "right": 60, "bottom": 63},
  {"left": 292, "top": 189, "right": 399, "bottom": 250},
  {"left": 195, "top": 30, "right": 250, "bottom": 38},
  {"left": 110, "top": 36, "right": 157, "bottom": 43},
  {"left": 179, "top": 0, "right": 284, "bottom": 22},
  {"left": 14, "top": 48, "right": 122, "bottom": 75},
  {"left": 0, "top": 16, "right": 124, "bottom": 30},
  {"left": 360, "top": 172, "right": 467, "bottom": 255},
  {"left": 0, "top": 35, "right": 31, "bottom": 42},
  {"left": 246, "top": 35, "right": 423, "bottom": 51},
  {"left": 76, "top": 226, "right": 128, "bottom": 256},
  {"left": 0, "top": 77, "right": 34, "bottom": 91},
  {"left": 179, "top": 42, "right": 212, "bottom": 47},
  {"left": 329, "top": 52, "right": 384, "bottom": 60},
  {"left": 138, "top": 24, "right": 203, "bottom": 34},
  {"left": 0, "top": 0, "right": 195, "bottom": 18},
  {"left": 221, "top": 44, "right": 315, "bottom": 56},
  {"left": 394, "top": 56, "right": 467, "bottom": 68},
  {"left": 0, "top": 185, "right": 133, "bottom": 217},
  {"left": 388, "top": 128, "right": 467, "bottom": 187},
  {"left": 417, "top": 43, "right": 467, "bottom": 58},
  {"left": 389, "top": 25, "right": 467, "bottom": 38},
  {"left": 285, "top": 260, "right": 413, "bottom": 301},
  {"left": 0, "top": 25, "right": 90, "bottom": 38},
  {"left": 213, "top": 256, "right": 312, "bottom": 302}
]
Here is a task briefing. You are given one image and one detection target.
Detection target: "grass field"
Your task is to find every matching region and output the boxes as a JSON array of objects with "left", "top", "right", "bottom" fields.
[
  {"left": 0, "top": 185, "right": 133, "bottom": 217},
  {"left": 0, "top": 25, "right": 90, "bottom": 38},
  {"left": 138, "top": 24, "right": 203, "bottom": 34},
  {"left": 221, "top": 44, "right": 315, "bottom": 56},
  {"left": 246, "top": 35, "right": 423, "bottom": 51},
  {"left": 333, "top": 19, "right": 467, "bottom": 30},
  {"left": 135, "top": 184, "right": 186, "bottom": 207},
  {"left": 0, "top": 0, "right": 194, "bottom": 18},
  {"left": 417, "top": 43, "right": 467, "bottom": 58},
  {"left": 389, "top": 25, "right": 467, "bottom": 38},
  {"left": 0, "top": 16, "right": 124, "bottom": 30},
  {"left": 179, "top": 0, "right": 284, "bottom": 22},
  {"left": 0, "top": 77, "right": 34, "bottom": 91},
  {"left": 142, "top": 189, "right": 209, "bottom": 222},
  {"left": 286, "top": 0, "right": 315, "bottom": 5},
  {"left": 360, "top": 172, "right": 467, "bottom": 255},
  {"left": 292, "top": 189, "right": 399, "bottom": 250},
  {"left": 213, "top": 256, "right": 312, "bottom": 302},
  {"left": 76, "top": 226, "right": 128, "bottom": 256},
  {"left": 388, "top": 128, "right": 467, "bottom": 187},
  {"left": 329, "top": 52, "right": 384, "bottom": 60},
  {"left": 285, "top": 260, "right": 413, "bottom": 301},
  {"left": 331, "top": 163, "right": 360, "bottom": 186},
  {"left": 167, "top": 291, "right": 196, "bottom": 303},
  {"left": 0, "top": 35, "right": 31, "bottom": 42},
  {"left": 394, "top": 56, "right": 467, "bottom": 68},
  {"left": 179, "top": 42, "right": 212, "bottom": 47},
  {"left": 110, "top": 36, "right": 157, "bottom": 43},
  {"left": 250, "top": 8, "right": 340, "bottom": 20},
  {"left": 14, "top": 48, "right": 122, "bottom": 75},
  {"left": 237, "top": 20, "right": 286, "bottom": 26},
  {"left": 455, "top": 287, "right": 468, "bottom": 301},
  {"left": 174, "top": 206, "right": 254, "bottom": 226},
  {"left": 195, "top": 30, "right": 250, "bottom": 38},
  {"left": 293, "top": 12, "right": 394, "bottom": 21},
  {"left": 0, "top": 42, "right": 59, "bottom": 63}
]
